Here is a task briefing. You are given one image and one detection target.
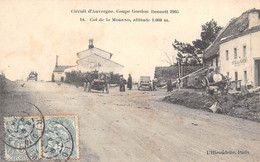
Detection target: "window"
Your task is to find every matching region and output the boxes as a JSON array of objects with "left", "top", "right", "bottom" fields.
[
  {"left": 234, "top": 48, "right": 237, "bottom": 59},
  {"left": 235, "top": 72, "right": 238, "bottom": 81},
  {"left": 226, "top": 50, "right": 229, "bottom": 60},
  {"left": 211, "top": 60, "right": 213, "bottom": 66},
  {"left": 243, "top": 45, "right": 246, "bottom": 57},
  {"left": 216, "top": 57, "right": 218, "bottom": 67},
  {"left": 244, "top": 71, "right": 247, "bottom": 82}
]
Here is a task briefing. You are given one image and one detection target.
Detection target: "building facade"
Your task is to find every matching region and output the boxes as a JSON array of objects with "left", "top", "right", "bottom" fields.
[
  {"left": 204, "top": 8, "right": 260, "bottom": 87},
  {"left": 219, "top": 27, "right": 260, "bottom": 87},
  {"left": 65, "top": 39, "right": 123, "bottom": 74},
  {"left": 53, "top": 65, "right": 74, "bottom": 82},
  {"left": 52, "top": 55, "right": 74, "bottom": 82},
  {"left": 76, "top": 53, "right": 123, "bottom": 74}
]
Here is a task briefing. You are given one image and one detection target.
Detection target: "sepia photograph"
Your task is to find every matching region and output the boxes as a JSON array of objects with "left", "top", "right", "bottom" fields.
[{"left": 0, "top": 0, "right": 260, "bottom": 161}]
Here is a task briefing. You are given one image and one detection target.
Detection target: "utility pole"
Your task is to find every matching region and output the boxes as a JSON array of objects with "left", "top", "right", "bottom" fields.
[
  {"left": 178, "top": 58, "right": 181, "bottom": 79},
  {"left": 177, "top": 58, "right": 181, "bottom": 91},
  {"left": 56, "top": 55, "right": 58, "bottom": 67}
]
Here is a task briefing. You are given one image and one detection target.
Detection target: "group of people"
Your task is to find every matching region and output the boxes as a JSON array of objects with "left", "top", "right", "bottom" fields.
[
  {"left": 119, "top": 74, "right": 132, "bottom": 92},
  {"left": 82, "top": 72, "right": 183, "bottom": 92}
]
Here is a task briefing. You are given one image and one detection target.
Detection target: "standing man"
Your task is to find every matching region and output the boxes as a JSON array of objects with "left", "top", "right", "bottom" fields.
[
  {"left": 127, "top": 74, "right": 132, "bottom": 90},
  {"left": 153, "top": 78, "right": 158, "bottom": 91},
  {"left": 177, "top": 78, "right": 181, "bottom": 91},
  {"left": 119, "top": 76, "right": 126, "bottom": 92},
  {"left": 167, "top": 79, "right": 173, "bottom": 92}
]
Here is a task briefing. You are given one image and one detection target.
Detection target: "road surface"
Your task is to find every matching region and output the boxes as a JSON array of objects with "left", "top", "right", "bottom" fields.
[{"left": 1, "top": 81, "right": 259, "bottom": 162}]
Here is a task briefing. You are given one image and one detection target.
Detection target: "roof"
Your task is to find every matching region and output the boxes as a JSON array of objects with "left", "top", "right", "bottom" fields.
[
  {"left": 221, "top": 25, "right": 260, "bottom": 44},
  {"left": 204, "top": 8, "right": 260, "bottom": 60},
  {"left": 77, "top": 47, "right": 113, "bottom": 58},
  {"left": 53, "top": 65, "right": 75, "bottom": 72},
  {"left": 76, "top": 53, "right": 124, "bottom": 67}
]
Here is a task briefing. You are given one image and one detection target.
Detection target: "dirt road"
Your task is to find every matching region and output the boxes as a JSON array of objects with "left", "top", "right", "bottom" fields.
[{"left": 1, "top": 81, "right": 260, "bottom": 162}]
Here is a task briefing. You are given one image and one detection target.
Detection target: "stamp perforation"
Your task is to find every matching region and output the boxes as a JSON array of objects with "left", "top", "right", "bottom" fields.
[{"left": 4, "top": 113, "right": 80, "bottom": 161}]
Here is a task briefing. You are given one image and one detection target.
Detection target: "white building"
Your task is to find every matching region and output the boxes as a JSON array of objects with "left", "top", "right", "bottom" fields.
[
  {"left": 65, "top": 39, "right": 123, "bottom": 74},
  {"left": 52, "top": 55, "right": 74, "bottom": 82},
  {"left": 53, "top": 65, "right": 74, "bottom": 82},
  {"left": 204, "top": 8, "right": 260, "bottom": 87}
]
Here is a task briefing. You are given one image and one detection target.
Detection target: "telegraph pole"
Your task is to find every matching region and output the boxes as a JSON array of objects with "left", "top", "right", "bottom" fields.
[
  {"left": 56, "top": 55, "right": 58, "bottom": 67},
  {"left": 177, "top": 58, "right": 181, "bottom": 91}
]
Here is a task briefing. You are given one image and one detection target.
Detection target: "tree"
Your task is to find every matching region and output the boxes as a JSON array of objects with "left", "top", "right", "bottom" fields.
[
  {"left": 172, "top": 19, "right": 223, "bottom": 65},
  {"left": 162, "top": 51, "right": 174, "bottom": 66},
  {"left": 192, "top": 39, "right": 210, "bottom": 54},
  {"left": 172, "top": 40, "right": 201, "bottom": 65},
  {"left": 201, "top": 19, "right": 223, "bottom": 43}
]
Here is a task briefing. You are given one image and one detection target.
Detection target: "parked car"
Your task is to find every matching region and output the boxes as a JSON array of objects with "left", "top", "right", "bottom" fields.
[
  {"left": 27, "top": 71, "right": 38, "bottom": 81},
  {"left": 137, "top": 76, "right": 153, "bottom": 91},
  {"left": 84, "top": 72, "right": 109, "bottom": 94},
  {"left": 86, "top": 79, "right": 109, "bottom": 94}
]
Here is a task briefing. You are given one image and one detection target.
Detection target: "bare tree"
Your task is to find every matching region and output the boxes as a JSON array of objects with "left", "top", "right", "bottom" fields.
[{"left": 161, "top": 51, "right": 175, "bottom": 66}]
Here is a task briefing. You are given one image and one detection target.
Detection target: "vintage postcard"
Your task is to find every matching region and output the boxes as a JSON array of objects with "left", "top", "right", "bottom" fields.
[{"left": 0, "top": 0, "right": 260, "bottom": 161}]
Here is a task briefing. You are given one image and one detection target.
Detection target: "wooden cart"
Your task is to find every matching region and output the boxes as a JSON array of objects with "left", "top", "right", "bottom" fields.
[{"left": 200, "top": 71, "right": 230, "bottom": 95}]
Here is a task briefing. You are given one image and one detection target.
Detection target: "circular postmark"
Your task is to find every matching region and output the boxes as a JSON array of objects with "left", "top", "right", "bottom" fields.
[
  {"left": 3, "top": 102, "right": 45, "bottom": 150},
  {"left": 25, "top": 143, "right": 40, "bottom": 161},
  {"left": 42, "top": 121, "right": 74, "bottom": 160},
  {"left": 3, "top": 102, "right": 78, "bottom": 161}
]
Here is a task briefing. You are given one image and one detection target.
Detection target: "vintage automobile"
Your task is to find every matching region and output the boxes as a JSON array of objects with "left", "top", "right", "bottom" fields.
[
  {"left": 27, "top": 71, "right": 38, "bottom": 81},
  {"left": 137, "top": 76, "right": 153, "bottom": 91},
  {"left": 86, "top": 79, "right": 109, "bottom": 94},
  {"left": 85, "top": 73, "right": 109, "bottom": 94}
]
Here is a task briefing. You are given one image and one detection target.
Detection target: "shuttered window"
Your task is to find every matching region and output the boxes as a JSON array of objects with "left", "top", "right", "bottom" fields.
[
  {"left": 226, "top": 50, "right": 229, "bottom": 60},
  {"left": 234, "top": 48, "right": 237, "bottom": 59}
]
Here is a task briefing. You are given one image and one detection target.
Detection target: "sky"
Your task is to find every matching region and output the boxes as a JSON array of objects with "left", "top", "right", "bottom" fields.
[{"left": 0, "top": 0, "right": 259, "bottom": 81}]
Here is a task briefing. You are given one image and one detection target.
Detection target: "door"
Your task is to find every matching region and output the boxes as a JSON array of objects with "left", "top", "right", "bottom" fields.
[
  {"left": 256, "top": 60, "right": 260, "bottom": 87},
  {"left": 258, "top": 62, "right": 260, "bottom": 86},
  {"left": 235, "top": 72, "right": 239, "bottom": 89}
]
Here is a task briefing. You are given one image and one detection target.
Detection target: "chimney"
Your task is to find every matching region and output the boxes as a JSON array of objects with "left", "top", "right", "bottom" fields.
[
  {"left": 248, "top": 9, "right": 260, "bottom": 29},
  {"left": 89, "top": 39, "right": 94, "bottom": 49},
  {"left": 56, "top": 55, "right": 58, "bottom": 67}
]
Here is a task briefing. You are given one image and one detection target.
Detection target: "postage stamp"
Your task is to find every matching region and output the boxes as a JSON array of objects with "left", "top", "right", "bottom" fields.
[
  {"left": 4, "top": 114, "right": 79, "bottom": 161},
  {"left": 42, "top": 115, "right": 80, "bottom": 160},
  {"left": 4, "top": 116, "right": 43, "bottom": 161}
]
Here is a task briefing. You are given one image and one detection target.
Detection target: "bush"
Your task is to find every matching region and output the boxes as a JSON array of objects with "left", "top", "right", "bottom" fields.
[
  {"left": 65, "top": 71, "right": 85, "bottom": 87},
  {"left": 65, "top": 71, "right": 121, "bottom": 86}
]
